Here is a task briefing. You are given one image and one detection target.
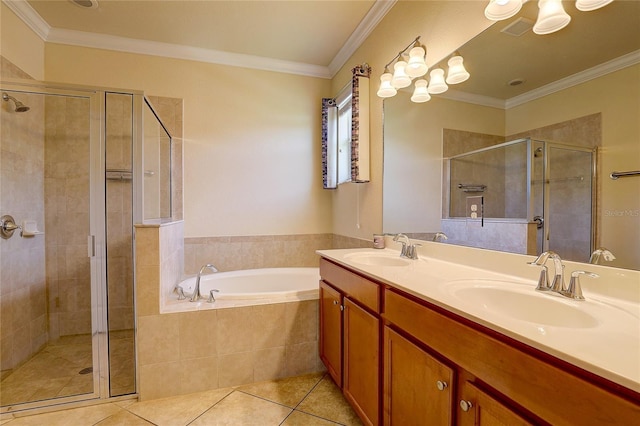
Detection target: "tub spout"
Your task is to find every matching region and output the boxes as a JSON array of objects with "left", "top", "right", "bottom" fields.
[{"left": 191, "top": 264, "right": 218, "bottom": 302}]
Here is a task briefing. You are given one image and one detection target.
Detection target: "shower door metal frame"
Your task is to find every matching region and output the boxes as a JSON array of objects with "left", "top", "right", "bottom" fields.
[
  {"left": 0, "top": 80, "right": 110, "bottom": 414},
  {"left": 536, "top": 139, "right": 597, "bottom": 257}
]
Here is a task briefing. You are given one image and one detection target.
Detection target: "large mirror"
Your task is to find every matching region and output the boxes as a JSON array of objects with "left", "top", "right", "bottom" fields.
[{"left": 383, "top": 0, "right": 640, "bottom": 270}]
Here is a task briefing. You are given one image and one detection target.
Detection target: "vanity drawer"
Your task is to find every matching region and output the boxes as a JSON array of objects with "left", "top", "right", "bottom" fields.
[{"left": 320, "top": 258, "right": 380, "bottom": 312}]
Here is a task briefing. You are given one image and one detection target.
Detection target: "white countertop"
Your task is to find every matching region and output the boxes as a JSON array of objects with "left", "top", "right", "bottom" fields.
[{"left": 317, "top": 247, "right": 640, "bottom": 394}]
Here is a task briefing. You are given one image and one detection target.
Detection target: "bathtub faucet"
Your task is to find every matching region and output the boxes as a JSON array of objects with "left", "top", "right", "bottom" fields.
[{"left": 191, "top": 263, "right": 218, "bottom": 302}]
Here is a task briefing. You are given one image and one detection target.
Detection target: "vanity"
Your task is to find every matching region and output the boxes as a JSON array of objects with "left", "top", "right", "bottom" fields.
[{"left": 317, "top": 244, "right": 640, "bottom": 426}]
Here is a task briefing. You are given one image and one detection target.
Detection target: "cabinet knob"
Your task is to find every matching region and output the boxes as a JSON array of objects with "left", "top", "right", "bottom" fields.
[
  {"left": 460, "top": 400, "right": 473, "bottom": 412},
  {"left": 333, "top": 300, "right": 339, "bottom": 305},
  {"left": 436, "top": 381, "right": 448, "bottom": 391}
]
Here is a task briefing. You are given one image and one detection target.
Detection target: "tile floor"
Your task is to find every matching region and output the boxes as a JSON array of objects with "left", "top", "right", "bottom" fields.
[{"left": 1, "top": 373, "right": 363, "bottom": 426}]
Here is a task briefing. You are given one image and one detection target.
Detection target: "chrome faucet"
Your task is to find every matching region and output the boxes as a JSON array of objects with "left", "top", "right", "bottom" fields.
[
  {"left": 527, "top": 251, "right": 564, "bottom": 293},
  {"left": 191, "top": 264, "right": 218, "bottom": 302},
  {"left": 393, "top": 233, "right": 410, "bottom": 258},
  {"left": 589, "top": 247, "right": 616, "bottom": 264},
  {"left": 393, "top": 233, "right": 420, "bottom": 260},
  {"left": 527, "top": 252, "right": 597, "bottom": 300},
  {"left": 432, "top": 232, "right": 448, "bottom": 242}
]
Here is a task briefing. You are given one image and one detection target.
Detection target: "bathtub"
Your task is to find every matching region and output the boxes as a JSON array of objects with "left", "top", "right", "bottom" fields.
[{"left": 161, "top": 267, "right": 320, "bottom": 313}]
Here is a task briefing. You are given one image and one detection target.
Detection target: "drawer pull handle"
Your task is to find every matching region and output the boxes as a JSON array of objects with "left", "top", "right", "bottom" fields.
[
  {"left": 436, "top": 381, "right": 448, "bottom": 391},
  {"left": 460, "top": 400, "right": 473, "bottom": 412}
]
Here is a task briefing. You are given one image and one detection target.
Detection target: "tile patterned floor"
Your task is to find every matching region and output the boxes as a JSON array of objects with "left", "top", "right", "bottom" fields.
[{"left": 1, "top": 373, "right": 363, "bottom": 426}]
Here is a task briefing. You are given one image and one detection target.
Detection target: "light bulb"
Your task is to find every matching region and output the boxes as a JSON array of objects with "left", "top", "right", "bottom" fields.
[
  {"left": 376, "top": 72, "right": 397, "bottom": 98},
  {"left": 391, "top": 60, "right": 412, "bottom": 89},
  {"left": 484, "top": 0, "right": 523, "bottom": 21},
  {"left": 406, "top": 46, "right": 428, "bottom": 78},
  {"left": 533, "top": 0, "right": 571, "bottom": 35},
  {"left": 427, "top": 68, "right": 448, "bottom": 94},
  {"left": 411, "top": 80, "right": 431, "bottom": 103}
]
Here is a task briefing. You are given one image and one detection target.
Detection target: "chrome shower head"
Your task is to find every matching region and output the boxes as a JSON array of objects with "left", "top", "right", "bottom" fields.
[{"left": 2, "top": 92, "right": 30, "bottom": 113}]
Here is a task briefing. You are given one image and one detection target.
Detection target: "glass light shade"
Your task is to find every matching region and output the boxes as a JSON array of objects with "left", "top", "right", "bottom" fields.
[
  {"left": 533, "top": 0, "right": 571, "bottom": 35},
  {"left": 391, "top": 61, "right": 412, "bottom": 89},
  {"left": 377, "top": 72, "right": 397, "bottom": 98},
  {"left": 427, "top": 68, "right": 448, "bottom": 94},
  {"left": 411, "top": 80, "right": 431, "bottom": 103},
  {"left": 576, "top": 0, "right": 613, "bottom": 11},
  {"left": 406, "top": 46, "right": 428, "bottom": 78},
  {"left": 446, "top": 56, "right": 470, "bottom": 85},
  {"left": 484, "top": 0, "right": 523, "bottom": 21}
]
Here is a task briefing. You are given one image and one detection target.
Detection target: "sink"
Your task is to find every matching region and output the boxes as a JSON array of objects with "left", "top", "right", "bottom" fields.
[
  {"left": 445, "top": 280, "right": 603, "bottom": 329},
  {"left": 343, "top": 251, "right": 412, "bottom": 267}
]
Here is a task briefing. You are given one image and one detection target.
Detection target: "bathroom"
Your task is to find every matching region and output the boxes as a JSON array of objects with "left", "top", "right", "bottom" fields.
[{"left": 1, "top": 0, "right": 639, "bottom": 424}]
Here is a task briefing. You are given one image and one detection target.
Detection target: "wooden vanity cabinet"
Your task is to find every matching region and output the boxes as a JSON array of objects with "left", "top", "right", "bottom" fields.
[
  {"left": 383, "top": 326, "right": 454, "bottom": 426},
  {"left": 457, "top": 381, "right": 532, "bottom": 426},
  {"left": 319, "top": 258, "right": 381, "bottom": 426}
]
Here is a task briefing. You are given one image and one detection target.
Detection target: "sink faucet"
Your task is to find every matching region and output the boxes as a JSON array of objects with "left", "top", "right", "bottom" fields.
[
  {"left": 432, "top": 232, "right": 448, "bottom": 242},
  {"left": 393, "top": 233, "right": 421, "bottom": 260},
  {"left": 527, "top": 252, "right": 597, "bottom": 300},
  {"left": 589, "top": 247, "right": 616, "bottom": 264},
  {"left": 191, "top": 264, "right": 218, "bottom": 302},
  {"left": 527, "top": 251, "right": 564, "bottom": 293},
  {"left": 393, "top": 233, "right": 410, "bottom": 258}
]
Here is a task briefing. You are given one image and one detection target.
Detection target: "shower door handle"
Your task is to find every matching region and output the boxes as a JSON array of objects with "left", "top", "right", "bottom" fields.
[{"left": 87, "top": 235, "right": 96, "bottom": 258}]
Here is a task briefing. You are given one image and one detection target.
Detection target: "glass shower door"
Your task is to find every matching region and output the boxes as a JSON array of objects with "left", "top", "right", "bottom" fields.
[
  {"left": 1, "top": 88, "right": 105, "bottom": 411},
  {"left": 545, "top": 145, "right": 594, "bottom": 262}
]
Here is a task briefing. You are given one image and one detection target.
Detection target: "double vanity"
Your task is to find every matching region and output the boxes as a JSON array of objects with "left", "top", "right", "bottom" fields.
[{"left": 317, "top": 243, "right": 640, "bottom": 425}]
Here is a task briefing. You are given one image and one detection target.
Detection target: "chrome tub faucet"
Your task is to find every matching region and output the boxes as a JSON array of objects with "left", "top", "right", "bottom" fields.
[{"left": 191, "top": 263, "right": 218, "bottom": 302}]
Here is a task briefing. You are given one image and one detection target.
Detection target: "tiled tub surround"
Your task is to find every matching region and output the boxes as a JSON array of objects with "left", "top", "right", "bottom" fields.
[
  {"left": 135, "top": 223, "right": 330, "bottom": 400},
  {"left": 318, "top": 237, "right": 640, "bottom": 394}
]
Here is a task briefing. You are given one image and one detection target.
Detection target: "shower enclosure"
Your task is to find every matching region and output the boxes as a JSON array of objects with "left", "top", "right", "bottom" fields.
[
  {"left": 444, "top": 138, "right": 596, "bottom": 262},
  {"left": 0, "top": 81, "right": 172, "bottom": 413}
]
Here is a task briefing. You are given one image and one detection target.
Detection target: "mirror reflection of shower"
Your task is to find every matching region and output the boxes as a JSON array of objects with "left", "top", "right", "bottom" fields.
[{"left": 2, "top": 92, "right": 30, "bottom": 112}]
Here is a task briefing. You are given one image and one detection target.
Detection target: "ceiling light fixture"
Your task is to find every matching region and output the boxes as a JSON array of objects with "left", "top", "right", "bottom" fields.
[
  {"left": 376, "top": 36, "right": 470, "bottom": 103},
  {"left": 69, "top": 0, "right": 99, "bottom": 9},
  {"left": 484, "top": 0, "right": 613, "bottom": 35}
]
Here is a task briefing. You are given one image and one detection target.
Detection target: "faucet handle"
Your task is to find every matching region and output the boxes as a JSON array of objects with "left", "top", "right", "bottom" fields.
[
  {"left": 562, "top": 270, "right": 598, "bottom": 301},
  {"left": 407, "top": 243, "right": 422, "bottom": 260},
  {"left": 207, "top": 289, "right": 220, "bottom": 303},
  {"left": 175, "top": 285, "right": 186, "bottom": 300},
  {"left": 529, "top": 264, "right": 550, "bottom": 291}
]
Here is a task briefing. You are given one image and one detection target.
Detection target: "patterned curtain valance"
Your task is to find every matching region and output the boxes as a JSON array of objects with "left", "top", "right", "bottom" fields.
[
  {"left": 321, "top": 63, "right": 371, "bottom": 189},
  {"left": 351, "top": 63, "right": 371, "bottom": 183}
]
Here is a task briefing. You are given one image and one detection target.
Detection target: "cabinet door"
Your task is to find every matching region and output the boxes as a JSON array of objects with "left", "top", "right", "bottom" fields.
[
  {"left": 344, "top": 297, "right": 380, "bottom": 426},
  {"left": 319, "top": 280, "right": 343, "bottom": 386},
  {"left": 458, "top": 382, "right": 533, "bottom": 426},
  {"left": 384, "top": 327, "right": 454, "bottom": 426}
]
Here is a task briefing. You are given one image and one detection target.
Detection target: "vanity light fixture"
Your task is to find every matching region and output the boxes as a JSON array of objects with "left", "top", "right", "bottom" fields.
[
  {"left": 376, "top": 36, "right": 470, "bottom": 103},
  {"left": 484, "top": 0, "right": 613, "bottom": 35}
]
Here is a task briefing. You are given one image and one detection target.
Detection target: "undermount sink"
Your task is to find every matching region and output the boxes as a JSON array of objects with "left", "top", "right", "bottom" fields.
[
  {"left": 343, "top": 251, "right": 412, "bottom": 267},
  {"left": 450, "top": 283, "right": 600, "bottom": 328}
]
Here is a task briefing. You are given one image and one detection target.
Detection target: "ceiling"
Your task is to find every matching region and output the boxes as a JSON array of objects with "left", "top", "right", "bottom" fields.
[
  {"left": 13, "top": 0, "right": 394, "bottom": 78},
  {"left": 433, "top": 0, "right": 640, "bottom": 105}
]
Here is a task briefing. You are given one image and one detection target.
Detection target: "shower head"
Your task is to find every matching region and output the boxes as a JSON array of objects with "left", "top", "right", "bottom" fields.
[
  {"left": 2, "top": 92, "right": 30, "bottom": 113},
  {"left": 534, "top": 147, "right": 543, "bottom": 158}
]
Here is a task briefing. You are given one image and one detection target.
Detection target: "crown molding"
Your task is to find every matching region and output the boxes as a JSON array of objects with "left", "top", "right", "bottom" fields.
[
  {"left": 438, "top": 89, "right": 506, "bottom": 109},
  {"left": 5, "top": 0, "right": 395, "bottom": 79},
  {"left": 47, "top": 27, "right": 333, "bottom": 78},
  {"left": 328, "top": 0, "right": 397, "bottom": 77},
  {"left": 437, "top": 49, "right": 640, "bottom": 110},
  {"left": 3, "top": 0, "right": 51, "bottom": 40},
  {"left": 505, "top": 49, "right": 640, "bottom": 109}
]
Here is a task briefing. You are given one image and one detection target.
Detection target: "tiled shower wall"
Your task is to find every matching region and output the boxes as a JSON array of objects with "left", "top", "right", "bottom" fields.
[{"left": 0, "top": 60, "right": 48, "bottom": 374}]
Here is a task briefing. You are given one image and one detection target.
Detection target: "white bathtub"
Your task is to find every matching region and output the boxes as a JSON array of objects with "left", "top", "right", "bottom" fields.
[{"left": 162, "top": 267, "right": 320, "bottom": 312}]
